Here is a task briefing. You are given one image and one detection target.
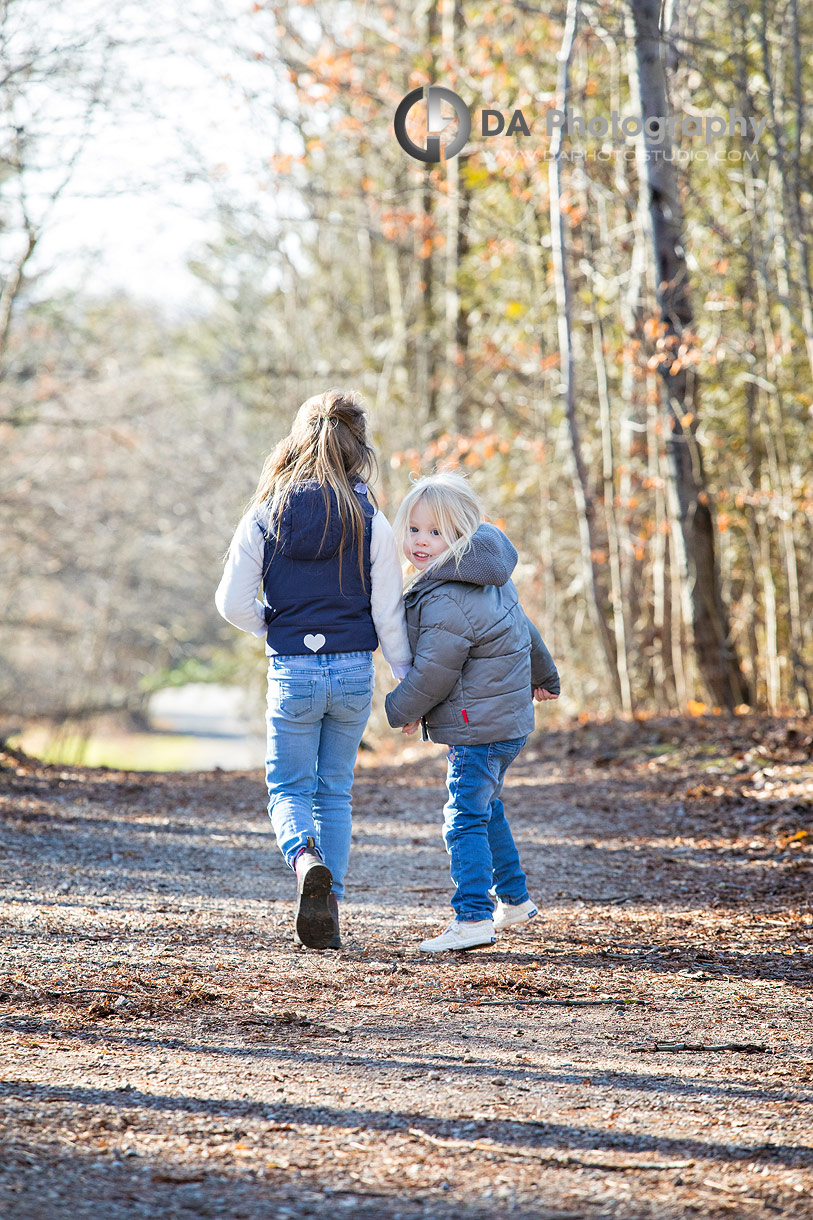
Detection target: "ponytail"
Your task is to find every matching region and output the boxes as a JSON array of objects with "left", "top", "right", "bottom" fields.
[{"left": 248, "top": 389, "right": 378, "bottom": 588}]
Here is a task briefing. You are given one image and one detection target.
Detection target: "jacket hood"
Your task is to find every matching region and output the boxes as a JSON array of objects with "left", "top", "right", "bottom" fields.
[
  {"left": 262, "top": 481, "right": 369, "bottom": 561},
  {"left": 409, "top": 523, "right": 517, "bottom": 596}
]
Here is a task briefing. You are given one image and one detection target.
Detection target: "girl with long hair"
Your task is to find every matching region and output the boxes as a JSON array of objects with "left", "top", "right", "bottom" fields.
[{"left": 216, "top": 390, "right": 410, "bottom": 949}]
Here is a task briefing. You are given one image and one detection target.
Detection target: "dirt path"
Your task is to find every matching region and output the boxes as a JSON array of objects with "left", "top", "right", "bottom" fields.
[{"left": 1, "top": 715, "right": 812, "bottom": 1219}]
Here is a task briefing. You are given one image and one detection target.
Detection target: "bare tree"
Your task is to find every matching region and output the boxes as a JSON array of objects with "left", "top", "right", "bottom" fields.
[
  {"left": 0, "top": 0, "right": 121, "bottom": 368},
  {"left": 625, "top": 0, "right": 751, "bottom": 709},
  {"left": 548, "top": 0, "right": 625, "bottom": 709}
]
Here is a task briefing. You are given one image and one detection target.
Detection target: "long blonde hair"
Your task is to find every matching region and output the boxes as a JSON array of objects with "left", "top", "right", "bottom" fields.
[
  {"left": 250, "top": 389, "right": 378, "bottom": 586},
  {"left": 393, "top": 471, "right": 483, "bottom": 585}
]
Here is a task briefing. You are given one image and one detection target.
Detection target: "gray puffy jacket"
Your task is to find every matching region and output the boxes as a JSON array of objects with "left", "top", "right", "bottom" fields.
[{"left": 384, "top": 524, "right": 560, "bottom": 745}]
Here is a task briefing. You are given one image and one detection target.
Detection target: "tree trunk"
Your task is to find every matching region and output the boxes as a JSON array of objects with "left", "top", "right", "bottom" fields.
[
  {"left": 549, "top": 0, "right": 623, "bottom": 708},
  {"left": 442, "top": 0, "right": 471, "bottom": 431},
  {"left": 584, "top": 216, "right": 633, "bottom": 714},
  {"left": 626, "top": 0, "right": 751, "bottom": 710}
]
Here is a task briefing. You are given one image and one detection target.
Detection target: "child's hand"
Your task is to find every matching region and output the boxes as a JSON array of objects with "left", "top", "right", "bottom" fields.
[
  {"left": 401, "top": 720, "right": 421, "bottom": 735},
  {"left": 534, "top": 688, "right": 559, "bottom": 701}
]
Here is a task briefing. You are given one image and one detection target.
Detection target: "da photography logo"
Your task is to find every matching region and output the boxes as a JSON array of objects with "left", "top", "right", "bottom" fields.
[
  {"left": 394, "top": 87, "right": 765, "bottom": 164},
  {"left": 394, "top": 85, "right": 471, "bottom": 163}
]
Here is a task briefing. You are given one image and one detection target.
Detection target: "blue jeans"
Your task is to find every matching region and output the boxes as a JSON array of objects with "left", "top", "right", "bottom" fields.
[
  {"left": 443, "top": 736, "right": 530, "bottom": 922},
  {"left": 265, "top": 651, "right": 374, "bottom": 901}
]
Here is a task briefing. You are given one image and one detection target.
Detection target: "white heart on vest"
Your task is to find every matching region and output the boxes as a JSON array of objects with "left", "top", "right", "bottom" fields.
[{"left": 303, "top": 633, "right": 326, "bottom": 653}]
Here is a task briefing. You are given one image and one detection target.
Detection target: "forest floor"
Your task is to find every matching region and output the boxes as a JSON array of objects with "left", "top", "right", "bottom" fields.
[{"left": 1, "top": 713, "right": 812, "bottom": 1220}]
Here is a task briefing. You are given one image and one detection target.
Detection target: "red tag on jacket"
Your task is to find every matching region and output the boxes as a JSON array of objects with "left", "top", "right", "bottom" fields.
[{"left": 461, "top": 709, "right": 469, "bottom": 724}]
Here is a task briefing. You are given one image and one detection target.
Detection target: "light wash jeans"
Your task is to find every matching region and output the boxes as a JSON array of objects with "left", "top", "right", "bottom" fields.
[
  {"left": 443, "top": 736, "right": 530, "bottom": 922},
  {"left": 265, "top": 651, "right": 374, "bottom": 901}
]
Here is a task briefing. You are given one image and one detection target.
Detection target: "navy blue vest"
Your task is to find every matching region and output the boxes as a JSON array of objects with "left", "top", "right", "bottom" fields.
[{"left": 259, "top": 481, "right": 378, "bottom": 656}]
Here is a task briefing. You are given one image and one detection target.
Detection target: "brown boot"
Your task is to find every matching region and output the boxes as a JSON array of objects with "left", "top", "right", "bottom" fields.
[
  {"left": 327, "top": 894, "right": 341, "bottom": 950},
  {"left": 293, "top": 837, "right": 333, "bottom": 949}
]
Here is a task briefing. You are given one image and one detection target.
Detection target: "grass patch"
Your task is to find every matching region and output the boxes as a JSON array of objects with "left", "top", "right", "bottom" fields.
[{"left": 8, "top": 729, "right": 205, "bottom": 772}]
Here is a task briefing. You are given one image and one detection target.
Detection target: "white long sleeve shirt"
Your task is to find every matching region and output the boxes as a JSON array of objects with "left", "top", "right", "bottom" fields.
[{"left": 215, "top": 508, "right": 411, "bottom": 679}]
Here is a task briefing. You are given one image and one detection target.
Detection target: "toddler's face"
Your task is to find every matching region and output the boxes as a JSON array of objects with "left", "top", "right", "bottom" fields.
[{"left": 406, "top": 501, "right": 449, "bottom": 570}]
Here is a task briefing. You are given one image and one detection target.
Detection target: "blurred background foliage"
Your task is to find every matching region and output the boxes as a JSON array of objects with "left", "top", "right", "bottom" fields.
[{"left": 1, "top": 0, "right": 811, "bottom": 756}]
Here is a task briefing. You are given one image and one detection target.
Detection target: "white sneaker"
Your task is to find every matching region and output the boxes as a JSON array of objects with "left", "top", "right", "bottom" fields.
[
  {"left": 493, "top": 898, "right": 538, "bottom": 931},
  {"left": 419, "top": 919, "right": 496, "bottom": 953}
]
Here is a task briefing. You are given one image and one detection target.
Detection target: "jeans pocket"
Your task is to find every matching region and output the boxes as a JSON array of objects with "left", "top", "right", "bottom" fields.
[
  {"left": 274, "top": 680, "right": 315, "bottom": 719},
  {"left": 487, "top": 736, "right": 527, "bottom": 766},
  {"left": 338, "top": 674, "right": 373, "bottom": 712}
]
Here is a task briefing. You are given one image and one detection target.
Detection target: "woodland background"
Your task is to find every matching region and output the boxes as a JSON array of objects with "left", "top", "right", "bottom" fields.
[{"left": 1, "top": 0, "right": 812, "bottom": 741}]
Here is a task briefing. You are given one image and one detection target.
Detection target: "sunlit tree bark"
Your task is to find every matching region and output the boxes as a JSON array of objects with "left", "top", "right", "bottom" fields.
[{"left": 626, "top": 0, "right": 751, "bottom": 709}]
